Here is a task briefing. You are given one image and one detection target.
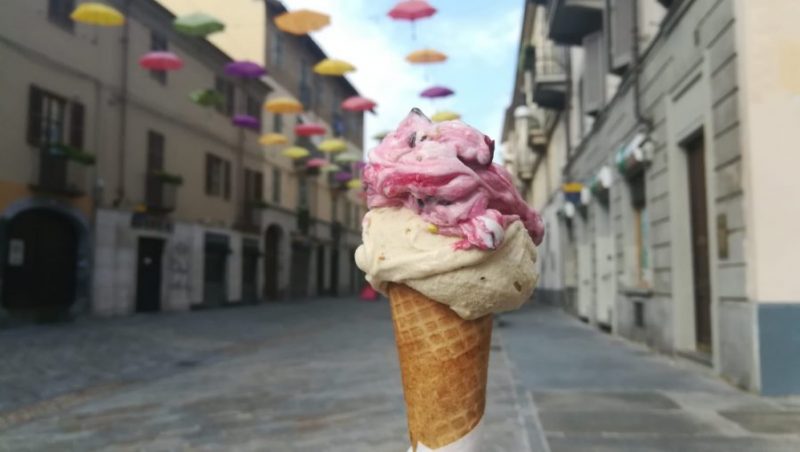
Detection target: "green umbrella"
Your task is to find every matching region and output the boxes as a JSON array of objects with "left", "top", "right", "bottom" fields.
[
  {"left": 334, "top": 152, "right": 361, "bottom": 164},
  {"left": 190, "top": 89, "right": 224, "bottom": 108},
  {"left": 174, "top": 13, "right": 225, "bottom": 37}
]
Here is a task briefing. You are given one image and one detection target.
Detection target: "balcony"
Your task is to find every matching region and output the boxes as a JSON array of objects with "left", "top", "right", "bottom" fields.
[
  {"left": 31, "top": 145, "right": 93, "bottom": 197},
  {"left": 532, "top": 44, "right": 569, "bottom": 110},
  {"left": 546, "top": 0, "right": 604, "bottom": 46},
  {"left": 238, "top": 200, "right": 267, "bottom": 233},
  {"left": 145, "top": 171, "right": 181, "bottom": 213}
]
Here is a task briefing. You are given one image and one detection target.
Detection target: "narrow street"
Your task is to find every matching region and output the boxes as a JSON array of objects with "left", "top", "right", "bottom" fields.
[{"left": 0, "top": 299, "right": 798, "bottom": 451}]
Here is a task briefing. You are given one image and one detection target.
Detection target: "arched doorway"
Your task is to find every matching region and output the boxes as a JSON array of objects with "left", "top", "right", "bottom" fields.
[
  {"left": 2, "top": 208, "right": 78, "bottom": 319},
  {"left": 263, "top": 224, "right": 282, "bottom": 300}
]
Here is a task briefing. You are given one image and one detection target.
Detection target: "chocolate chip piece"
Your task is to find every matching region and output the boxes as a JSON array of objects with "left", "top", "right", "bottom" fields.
[
  {"left": 513, "top": 281, "right": 522, "bottom": 292},
  {"left": 416, "top": 198, "right": 424, "bottom": 209},
  {"left": 480, "top": 276, "right": 486, "bottom": 281},
  {"left": 407, "top": 132, "right": 417, "bottom": 148},
  {"left": 419, "top": 134, "right": 428, "bottom": 142}
]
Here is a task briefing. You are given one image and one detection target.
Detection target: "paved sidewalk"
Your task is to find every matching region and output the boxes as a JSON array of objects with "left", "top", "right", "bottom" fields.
[
  {"left": 0, "top": 298, "right": 531, "bottom": 451},
  {"left": 501, "top": 305, "right": 800, "bottom": 452}
]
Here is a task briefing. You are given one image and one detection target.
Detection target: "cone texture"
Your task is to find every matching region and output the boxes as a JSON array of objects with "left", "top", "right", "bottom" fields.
[{"left": 388, "top": 283, "right": 492, "bottom": 450}]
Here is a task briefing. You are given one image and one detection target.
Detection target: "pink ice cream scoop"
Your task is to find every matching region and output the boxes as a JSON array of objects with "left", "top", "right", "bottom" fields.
[{"left": 363, "top": 108, "right": 545, "bottom": 250}]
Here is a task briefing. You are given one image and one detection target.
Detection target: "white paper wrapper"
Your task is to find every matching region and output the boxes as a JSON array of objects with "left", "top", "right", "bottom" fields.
[{"left": 406, "top": 417, "right": 484, "bottom": 452}]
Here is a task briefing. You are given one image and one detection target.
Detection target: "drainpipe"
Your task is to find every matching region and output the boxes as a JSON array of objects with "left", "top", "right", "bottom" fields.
[
  {"left": 631, "top": 0, "right": 653, "bottom": 131},
  {"left": 113, "top": 0, "right": 131, "bottom": 207},
  {"left": 564, "top": 46, "right": 573, "bottom": 158}
]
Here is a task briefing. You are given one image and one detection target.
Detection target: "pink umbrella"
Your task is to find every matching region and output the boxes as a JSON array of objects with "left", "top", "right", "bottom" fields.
[
  {"left": 306, "top": 158, "right": 328, "bottom": 168},
  {"left": 388, "top": 0, "right": 436, "bottom": 20},
  {"left": 341, "top": 96, "right": 377, "bottom": 112},
  {"left": 295, "top": 123, "right": 326, "bottom": 137},
  {"left": 420, "top": 85, "right": 454, "bottom": 98},
  {"left": 224, "top": 60, "right": 266, "bottom": 78},
  {"left": 232, "top": 114, "right": 260, "bottom": 130},
  {"left": 139, "top": 51, "right": 183, "bottom": 71}
]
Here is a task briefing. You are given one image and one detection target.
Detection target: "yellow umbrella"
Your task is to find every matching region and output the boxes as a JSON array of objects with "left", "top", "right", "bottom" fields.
[
  {"left": 317, "top": 138, "right": 348, "bottom": 153},
  {"left": 282, "top": 146, "right": 310, "bottom": 159},
  {"left": 313, "top": 59, "right": 355, "bottom": 76},
  {"left": 431, "top": 111, "right": 461, "bottom": 122},
  {"left": 320, "top": 163, "right": 341, "bottom": 173},
  {"left": 346, "top": 179, "right": 363, "bottom": 190},
  {"left": 259, "top": 133, "right": 289, "bottom": 146},
  {"left": 70, "top": 3, "right": 125, "bottom": 26},
  {"left": 406, "top": 49, "right": 447, "bottom": 64},
  {"left": 264, "top": 97, "right": 303, "bottom": 114},
  {"left": 274, "top": 9, "right": 330, "bottom": 35}
]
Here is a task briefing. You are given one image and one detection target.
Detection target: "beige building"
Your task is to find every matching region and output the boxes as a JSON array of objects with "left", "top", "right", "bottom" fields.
[
  {"left": 0, "top": 0, "right": 365, "bottom": 321},
  {"left": 505, "top": 0, "right": 800, "bottom": 395}
]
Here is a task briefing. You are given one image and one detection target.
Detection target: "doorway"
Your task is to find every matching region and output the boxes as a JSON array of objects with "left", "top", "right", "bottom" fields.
[
  {"left": 289, "top": 241, "right": 311, "bottom": 298},
  {"left": 135, "top": 237, "right": 164, "bottom": 312},
  {"left": 329, "top": 247, "right": 339, "bottom": 296},
  {"left": 2, "top": 209, "right": 77, "bottom": 318},
  {"left": 263, "top": 225, "right": 282, "bottom": 300},
  {"left": 316, "top": 245, "right": 326, "bottom": 296},
  {"left": 241, "top": 238, "right": 259, "bottom": 303},
  {"left": 686, "top": 134, "right": 712, "bottom": 351},
  {"left": 203, "top": 233, "right": 229, "bottom": 306}
]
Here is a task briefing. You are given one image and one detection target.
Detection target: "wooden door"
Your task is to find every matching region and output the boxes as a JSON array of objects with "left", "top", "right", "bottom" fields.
[
  {"left": 135, "top": 237, "right": 164, "bottom": 312},
  {"left": 687, "top": 136, "right": 712, "bottom": 350}
]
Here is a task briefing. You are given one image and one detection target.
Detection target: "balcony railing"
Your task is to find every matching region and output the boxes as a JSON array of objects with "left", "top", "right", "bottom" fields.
[
  {"left": 145, "top": 172, "right": 180, "bottom": 213},
  {"left": 533, "top": 43, "right": 569, "bottom": 110},
  {"left": 31, "top": 145, "right": 93, "bottom": 197},
  {"left": 546, "top": 0, "right": 604, "bottom": 46}
]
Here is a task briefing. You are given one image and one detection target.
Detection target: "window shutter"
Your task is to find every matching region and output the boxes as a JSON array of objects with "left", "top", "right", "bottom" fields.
[
  {"left": 609, "top": 0, "right": 634, "bottom": 74},
  {"left": 255, "top": 172, "right": 264, "bottom": 201},
  {"left": 223, "top": 160, "right": 231, "bottom": 199},
  {"left": 205, "top": 154, "right": 213, "bottom": 195},
  {"left": 69, "top": 102, "right": 85, "bottom": 149},
  {"left": 582, "top": 31, "right": 606, "bottom": 115},
  {"left": 27, "top": 86, "right": 43, "bottom": 146}
]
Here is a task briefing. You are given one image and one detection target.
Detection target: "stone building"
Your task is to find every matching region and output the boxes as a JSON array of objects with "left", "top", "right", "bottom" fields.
[
  {"left": 0, "top": 0, "right": 366, "bottom": 321},
  {"left": 504, "top": 0, "right": 800, "bottom": 395}
]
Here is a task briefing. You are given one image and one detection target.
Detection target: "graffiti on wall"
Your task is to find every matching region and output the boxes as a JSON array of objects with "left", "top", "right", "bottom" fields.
[{"left": 169, "top": 241, "right": 191, "bottom": 293}]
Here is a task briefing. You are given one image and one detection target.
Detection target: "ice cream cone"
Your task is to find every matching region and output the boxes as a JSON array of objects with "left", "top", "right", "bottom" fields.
[{"left": 388, "top": 283, "right": 492, "bottom": 451}]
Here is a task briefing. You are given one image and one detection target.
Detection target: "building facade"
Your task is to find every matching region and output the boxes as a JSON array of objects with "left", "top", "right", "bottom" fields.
[
  {"left": 505, "top": 0, "right": 800, "bottom": 395},
  {"left": 0, "top": 0, "right": 366, "bottom": 322}
]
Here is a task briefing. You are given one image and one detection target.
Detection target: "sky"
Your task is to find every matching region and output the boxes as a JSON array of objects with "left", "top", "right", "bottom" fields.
[{"left": 281, "top": 0, "right": 524, "bottom": 158}]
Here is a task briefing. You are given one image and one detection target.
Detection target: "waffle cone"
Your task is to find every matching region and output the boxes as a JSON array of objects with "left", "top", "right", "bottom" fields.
[{"left": 388, "top": 283, "right": 492, "bottom": 450}]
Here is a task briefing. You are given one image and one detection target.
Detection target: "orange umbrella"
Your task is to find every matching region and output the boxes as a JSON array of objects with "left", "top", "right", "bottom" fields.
[
  {"left": 274, "top": 9, "right": 330, "bottom": 35},
  {"left": 406, "top": 49, "right": 447, "bottom": 64}
]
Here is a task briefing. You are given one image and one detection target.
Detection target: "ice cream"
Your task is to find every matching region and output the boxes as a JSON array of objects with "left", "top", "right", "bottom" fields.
[{"left": 355, "top": 109, "right": 543, "bottom": 452}]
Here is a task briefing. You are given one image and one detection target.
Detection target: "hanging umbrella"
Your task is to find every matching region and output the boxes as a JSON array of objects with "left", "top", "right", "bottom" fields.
[
  {"left": 420, "top": 86, "right": 454, "bottom": 98},
  {"left": 295, "top": 123, "right": 326, "bottom": 137},
  {"left": 373, "top": 130, "right": 390, "bottom": 141},
  {"left": 264, "top": 97, "right": 303, "bottom": 114},
  {"left": 274, "top": 9, "right": 330, "bottom": 35},
  {"left": 388, "top": 1, "right": 437, "bottom": 21},
  {"left": 313, "top": 59, "right": 355, "bottom": 76},
  {"left": 334, "top": 153, "right": 361, "bottom": 164},
  {"left": 282, "top": 146, "right": 310, "bottom": 159},
  {"left": 306, "top": 158, "right": 328, "bottom": 168},
  {"left": 174, "top": 13, "right": 224, "bottom": 37},
  {"left": 354, "top": 161, "right": 368, "bottom": 170},
  {"left": 320, "top": 163, "right": 341, "bottom": 173},
  {"left": 346, "top": 179, "right": 363, "bottom": 190},
  {"left": 318, "top": 138, "right": 348, "bottom": 153},
  {"left": 70, "top": 3, "right": 125, "bottom": 26},
  {"left": 232, "top": 115, "right": 260, "bottom": 130},
  {"left": 406, "top": 48, "right": 447, "bottom": 64},
  {"left": 190, "top": 89, "right": 223, "bottom": 108},
  {"left": 334, "top": 171, "right": 353, "bottom": 182},
  {"left": 139, "top": 51, "right": 183, "bottom": 71},
  {"left": 341, "top": 96, "right": 376, "bottom": 112},
  {"left": 431, "top": 111, "right": 461, "bottom": 122},
  {"left": 224, "top": 61, "right": 267, "bottom": 78},
  {"left": 259, "top": 133, "right": 289, "bottom": 146}
]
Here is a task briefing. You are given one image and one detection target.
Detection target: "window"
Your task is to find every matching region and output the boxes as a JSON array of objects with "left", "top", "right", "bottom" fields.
[
  {"left": 330, "top": 193, "right": 338, "bottom": 222},
  {"left": 246, "top": 95, "right": 262, "bottom": 123},
  {"left": 244, "top": 169, "right": 264, "bottom": 202},
  {"left": 147, "top": 131, "right": 165, "bottom": 171},
  {"left": 214, "top": 76, "right": 235, "bottom": 116},
  {"left": 48, "top": 0, "right": 75, "bottom": 31},
  {"left": 629, "top": 172, "right": 649, "bottom": 287},
  {"left": 150, "top": 32, "right": 168, "bottom": 85},
  {"left": 272, "top": 168, "right": 282, "bottom": 204},
  {"left": 27, "top": 86, "right": 68, "bottom": 147},
  {"left": 269, "top": 27, "right": 283, "bottom": 69},
  {"left": 205, "top": 154, "right": 231, "bottom": 199},
  {"left": 272, "top": 113, "right": 283, "bottom": 133},
  {"left": 313, "top": 74, "right": 324, "bottom": 110},
  {"left": 299, "top": 59, "right": 311, "bottom": 107},
  {"left": 582, "top": 31, "right": 606, "bottom": 115},
  {"left": 298, "top": 177, "right": 309, "bottom": 209}
]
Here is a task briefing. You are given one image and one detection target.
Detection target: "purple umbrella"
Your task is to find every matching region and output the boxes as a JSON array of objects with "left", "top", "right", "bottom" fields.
[
  {"left": 420, "top": 85, "right": 454, "bottom": 98},
  {"left": 334, "top": 171, "right": 353, "bottom": 182},
  {"left": 232, "top": 114, "right": 260, "bottom": 130},
  {"left": 224, "top": 60, "right": 267, "bottom": 78},
  {"left": 354, "top": 161, "right": 367, "bottom": 170}
]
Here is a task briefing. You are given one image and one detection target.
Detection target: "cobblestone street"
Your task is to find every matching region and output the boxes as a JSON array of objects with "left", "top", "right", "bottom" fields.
[{"left": 0, "top": 298, "right": 798, "bottom": 451}]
